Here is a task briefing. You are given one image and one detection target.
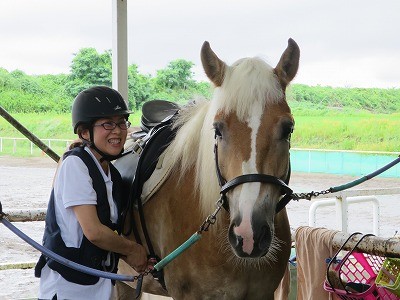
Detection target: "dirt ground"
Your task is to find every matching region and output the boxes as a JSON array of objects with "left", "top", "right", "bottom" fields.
[{"left": 0, "top": 155, "right": 399, "bottom": 299}]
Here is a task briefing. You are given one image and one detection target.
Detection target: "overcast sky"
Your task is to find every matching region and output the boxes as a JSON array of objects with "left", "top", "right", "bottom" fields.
[{"left": 0, "top": 0, "right": 399, "bottom": 88}]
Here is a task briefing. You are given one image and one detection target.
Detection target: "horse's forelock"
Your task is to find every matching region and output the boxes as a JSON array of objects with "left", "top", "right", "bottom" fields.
[{"left": 214, "top": 57, "right": 284, "bottom": 121}]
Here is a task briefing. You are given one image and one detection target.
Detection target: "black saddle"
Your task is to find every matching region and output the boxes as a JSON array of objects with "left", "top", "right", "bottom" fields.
[
  {"left": 140, "top": 99, "right": 180, "bottom": 132},
  {"left": 113, "top": 99, "right": 179, "bottom": 291},
  {"left": 114, "top": 100, "right": 179, "bottom": 207}
]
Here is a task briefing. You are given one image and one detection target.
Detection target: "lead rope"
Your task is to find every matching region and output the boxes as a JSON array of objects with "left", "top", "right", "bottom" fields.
[
  {"left": 0, "top": 209, "right": 145, "bottom": 283},
  {"left": 292, "top": 155, "right": 400, "bottom": 201},
  {"left": 153, "top": 195, "right": 226, "bottom": 271}
]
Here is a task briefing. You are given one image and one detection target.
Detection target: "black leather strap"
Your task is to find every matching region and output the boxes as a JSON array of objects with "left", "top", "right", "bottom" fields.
[
  {"left": 221, "top": 174, "right": 292, "bottom": 195},
  {"left": 214, "top": 137, "right": 294, "bottom": 213}
]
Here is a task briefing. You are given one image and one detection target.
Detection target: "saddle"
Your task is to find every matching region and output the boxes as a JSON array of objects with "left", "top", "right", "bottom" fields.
[
  {"left": 114, "top": 99, "right": 180, "bottom": 203},
  {"left": 113, "top": 99, "right": 180, "bottom": 291}
]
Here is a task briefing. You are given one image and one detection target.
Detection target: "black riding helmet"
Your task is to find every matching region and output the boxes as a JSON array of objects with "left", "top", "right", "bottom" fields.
[
  {"left": 72, "top": 86, "right": 131, "bottom": 133},
  {"left": 71, "top": 86, "right": 132, "bottom": 161}
]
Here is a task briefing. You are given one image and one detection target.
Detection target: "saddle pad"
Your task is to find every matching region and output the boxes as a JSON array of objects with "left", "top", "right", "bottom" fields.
[
  {"left": 114, "top": 122, "right": 177, "bottom": 208},
  {"left": 140, "top": 147, "right": 174, "bottom": 204}
]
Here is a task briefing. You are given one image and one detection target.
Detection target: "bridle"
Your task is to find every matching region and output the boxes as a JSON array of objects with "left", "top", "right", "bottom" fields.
[{"left": 214, "top": 135, "right": 294, "bottom": 213}]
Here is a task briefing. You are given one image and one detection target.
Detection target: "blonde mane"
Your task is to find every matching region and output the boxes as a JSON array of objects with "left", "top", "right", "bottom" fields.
[{"left": 167, "top": 57, "right": 284, "bottom": 216}]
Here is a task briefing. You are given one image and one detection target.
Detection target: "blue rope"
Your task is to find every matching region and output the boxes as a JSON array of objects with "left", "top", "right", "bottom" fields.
[{"left": 0, "top": 217, "right": 136, "bottom": 282}]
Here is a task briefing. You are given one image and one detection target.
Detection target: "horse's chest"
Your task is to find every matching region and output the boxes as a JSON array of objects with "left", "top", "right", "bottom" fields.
[{"left": 167, "top": 270, "right": 275, "bottom": 300}]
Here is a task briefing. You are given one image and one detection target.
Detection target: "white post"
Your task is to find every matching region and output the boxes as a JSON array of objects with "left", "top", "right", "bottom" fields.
[
  {"left": 340, "top": 196, "right": 349, "bottom": 233},
  {"left": 335, "top": 196, "right": 344, "bottom": 232},
  {"left": 112, "top": 0, "right": 129, "bottom": 104},
  {"left": 346, "top": 196, "right": 380, "bottom": 236},
  {"left": 308, "top": 198, "right": 336, "bottom": 227}
]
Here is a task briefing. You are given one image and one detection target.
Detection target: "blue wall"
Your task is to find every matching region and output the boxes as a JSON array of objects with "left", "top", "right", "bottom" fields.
[{"left": 291, "top": 149, "right": 400, "bottom": 178}]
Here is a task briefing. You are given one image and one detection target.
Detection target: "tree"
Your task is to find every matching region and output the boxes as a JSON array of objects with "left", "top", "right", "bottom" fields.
[
  {"left": 127, "top": 64, "right": 153, "bottom": 109},
  {"left": 65, "top": 48, "right": 112, "bottom": 97},
  {"left": 155, "top": 59, "right": 195, "bottom": 90}
]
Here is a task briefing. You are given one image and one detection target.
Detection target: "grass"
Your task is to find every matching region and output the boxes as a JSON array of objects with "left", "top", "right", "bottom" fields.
[
  {"left": 0, "top": 110, "right": 399, "bottom": 157},
  {"left": 292, "top": 112, "right": 400, "bottom": 152},
  {"left": 0, "top": 111, "right": 142, "bottom": 157}
]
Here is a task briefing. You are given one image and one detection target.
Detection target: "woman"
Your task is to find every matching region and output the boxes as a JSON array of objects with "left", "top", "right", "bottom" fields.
[{"left": 35, "top": 86, "right": 149, "bottom": 300}]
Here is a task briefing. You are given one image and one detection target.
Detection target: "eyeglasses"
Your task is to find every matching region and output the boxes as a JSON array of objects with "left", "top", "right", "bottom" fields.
[{"left": 93, "top": 121, "right": 131, "bottom": 130}]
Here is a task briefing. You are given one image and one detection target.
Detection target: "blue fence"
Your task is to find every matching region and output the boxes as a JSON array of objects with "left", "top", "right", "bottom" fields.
[
  {"left": 291, "top": 149, "right": 400, "bottom": 178},
  {"left": 1, "top": 137, "right": 399, "bottom": 178}
]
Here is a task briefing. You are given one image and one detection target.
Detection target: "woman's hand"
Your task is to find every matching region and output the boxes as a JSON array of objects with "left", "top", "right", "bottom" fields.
[{"left": 122, "top": 242, "right": 148, "bottom": 273}]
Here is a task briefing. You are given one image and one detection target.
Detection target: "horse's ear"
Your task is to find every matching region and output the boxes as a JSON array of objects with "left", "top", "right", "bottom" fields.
[
  {"left": 274, "top": 38, "right": 300, "bottom": 89},
  {"left": 201, "top": 41, "right": 226, "bottom": 87}
]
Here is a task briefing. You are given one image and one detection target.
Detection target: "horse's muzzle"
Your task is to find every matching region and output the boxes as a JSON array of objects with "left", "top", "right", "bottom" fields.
[{"left": 228, "top": 220, "right": 272, "bottom": 258}]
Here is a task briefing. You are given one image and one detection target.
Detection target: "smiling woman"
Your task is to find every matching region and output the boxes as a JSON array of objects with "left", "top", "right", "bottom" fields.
[{"left": 33, "top": 86, "right": 152, "bottom": 300}]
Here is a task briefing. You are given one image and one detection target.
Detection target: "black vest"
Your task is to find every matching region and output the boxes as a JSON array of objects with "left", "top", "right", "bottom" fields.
[{"left": 35, "top": 147, "right": 126, "bottom": 285}]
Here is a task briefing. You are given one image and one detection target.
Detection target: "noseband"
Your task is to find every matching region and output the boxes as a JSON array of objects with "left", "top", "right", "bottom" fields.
[{"left": 214, "top": 137, "right": 293, "bottom": 213}]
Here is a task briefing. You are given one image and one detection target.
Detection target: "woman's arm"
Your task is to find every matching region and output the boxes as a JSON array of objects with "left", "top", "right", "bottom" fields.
[{"left": 72, "top": 204, "right": 148, "bottom": 272}]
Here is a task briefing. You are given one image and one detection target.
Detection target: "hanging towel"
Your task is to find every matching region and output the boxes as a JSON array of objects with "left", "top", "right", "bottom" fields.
[{"left": 295, "top": 226, "right": 339, "bottom": 300}]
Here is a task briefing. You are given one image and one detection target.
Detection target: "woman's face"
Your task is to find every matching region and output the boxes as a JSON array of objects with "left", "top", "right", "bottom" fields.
[{"left": 82, "top": 115, "right": 128, "bottom": 159}]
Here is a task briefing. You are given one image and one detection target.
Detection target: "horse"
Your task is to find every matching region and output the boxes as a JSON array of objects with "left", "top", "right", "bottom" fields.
[{"left": 115, "top": 38, "right": 300, "bottom": 300}]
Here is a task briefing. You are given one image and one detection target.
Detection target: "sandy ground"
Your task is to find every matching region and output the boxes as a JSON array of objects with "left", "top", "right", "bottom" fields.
[{"left": 0, "top": 155, "right": 399, "bottom": 299}]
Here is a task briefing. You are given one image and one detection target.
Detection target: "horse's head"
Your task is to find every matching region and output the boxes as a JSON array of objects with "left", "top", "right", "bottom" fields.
[{"left": 201, "top": 39, "right": 299, "bottom": 258}]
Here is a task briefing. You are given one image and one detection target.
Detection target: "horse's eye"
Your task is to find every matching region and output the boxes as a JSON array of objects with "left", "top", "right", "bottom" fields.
[
  {"left": 214, "top": 127, "right": 222, "bottom": 138},
  {"left": 213, "top": 123, "right": 223, "bottom": 138},
  {"left": 281, "top": 122, "right": 294, "bottom": 141}
]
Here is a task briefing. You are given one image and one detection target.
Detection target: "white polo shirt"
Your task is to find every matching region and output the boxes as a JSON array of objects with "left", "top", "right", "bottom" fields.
[{"left": 38, "top": 147, "right": 118, "bottom": 300}]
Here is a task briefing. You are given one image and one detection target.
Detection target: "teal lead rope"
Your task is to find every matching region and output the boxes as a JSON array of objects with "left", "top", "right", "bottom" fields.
[
  {"left": 330, "top": 155, "right": 400, "bottom": 193},
  {"left": 154, "top": 233, "right": 202, "bottom": 271},
  {"left": 154, "top": 195, "right": 226, "bottom": 271},
  {"left": 293, "top": 155, "right": 400, "bottom": 200}
]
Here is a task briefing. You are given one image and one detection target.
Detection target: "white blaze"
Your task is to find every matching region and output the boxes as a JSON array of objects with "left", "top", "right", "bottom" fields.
[{"left": 233, "top": 103, "right": 263, "bottom": 254}]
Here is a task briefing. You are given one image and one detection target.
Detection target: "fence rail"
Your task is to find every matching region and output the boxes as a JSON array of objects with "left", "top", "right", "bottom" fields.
[
  {"left": 309, "top": 187, "right": 400, "bottom": 236},
  {"left": 0, "top": 137, "right": 72, "bottom": 155}
]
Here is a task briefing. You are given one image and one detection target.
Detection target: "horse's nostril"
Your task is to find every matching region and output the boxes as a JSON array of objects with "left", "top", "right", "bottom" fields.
[
  {"left": 259, "top": 226, "right": 272, "bottom": 250},
  {"left": 229, "top": 223, "right": 244, "bottom": 249},
  {"left": 235, "top": 234, "right": 243, "bottom": 248}
]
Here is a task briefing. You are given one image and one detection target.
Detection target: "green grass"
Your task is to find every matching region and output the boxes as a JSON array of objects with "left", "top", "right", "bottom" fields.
[
  {"left": 0, "top": 112, "right": 143, "bottom": 139},
  {"left": 292, "top": 112, "right": 400, "bottom": 152},
  {"left": 0, "top": 111, "right": 143, "bottom": 157},
  {"left": 1, "top": 110, "right": 399, "bottom": 157}
]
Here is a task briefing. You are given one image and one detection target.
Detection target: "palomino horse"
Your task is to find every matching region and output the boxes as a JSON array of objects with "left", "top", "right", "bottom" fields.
[{"left": 116, "top": 39, "right": 300, "bottom": 300}]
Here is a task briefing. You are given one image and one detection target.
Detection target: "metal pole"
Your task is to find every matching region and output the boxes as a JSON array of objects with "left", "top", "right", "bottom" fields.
[
  {"left": 0, "top": 106, "right": 60, "bottom": 162},
  {"left": 332, "top": 230, "right": 400, "bottom": 258},
  {"left": 112, "top": 0, "right": 128, "bottom": 103}
]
